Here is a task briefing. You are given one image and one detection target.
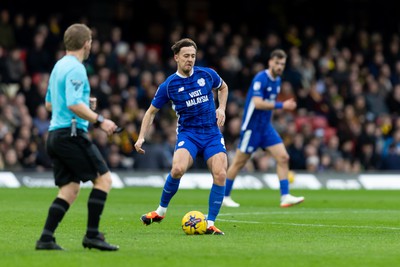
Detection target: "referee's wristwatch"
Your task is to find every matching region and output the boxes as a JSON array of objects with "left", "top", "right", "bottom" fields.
[{"left": 94, "top": 114, "right": 104, "bottom": 128}]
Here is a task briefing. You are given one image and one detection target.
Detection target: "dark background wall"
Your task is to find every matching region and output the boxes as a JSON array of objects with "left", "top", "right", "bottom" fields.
[{"left": 1, "top": 0, "right": 400, "bottom": 42}]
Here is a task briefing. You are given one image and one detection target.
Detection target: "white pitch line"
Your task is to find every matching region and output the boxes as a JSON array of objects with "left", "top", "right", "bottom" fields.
[
  {"left": 215, "top": 210, "right": 400, "bottom": 230},
  {"left": 269, "top": 222, "right": 400, "bottom": 231},
  {"left": 218, "top": 209, "right": 400, "bottom": 217},
  {"left": 218, "top": 210, "right": 341, "bottom": 216},
  {"left": 216, "top": 219, "right": 400, "bottom": 230},
  {"left": 217, "top": 218, "right": 262, "bottom": 224}
]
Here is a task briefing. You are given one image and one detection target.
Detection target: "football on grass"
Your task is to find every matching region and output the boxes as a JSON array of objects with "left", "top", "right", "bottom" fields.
[{"left": 181, "top": 210, "right": 207, "bottom": 235}]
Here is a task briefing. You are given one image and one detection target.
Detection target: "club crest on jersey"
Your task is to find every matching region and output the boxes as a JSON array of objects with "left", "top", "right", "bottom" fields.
[
  {"left": 197, "top": 78, "right": 205, "bottom": 87},
  {"left": 70, "top": 79, "right": 83, "bottom": 91}
]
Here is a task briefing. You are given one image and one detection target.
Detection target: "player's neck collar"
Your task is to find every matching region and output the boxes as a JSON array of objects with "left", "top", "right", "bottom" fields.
[
  {"left": 266, "top": 69, "right": 277, "bottom": 81},
  {"left": 176, "top": 68, "right": 194, "bottom": 78}
]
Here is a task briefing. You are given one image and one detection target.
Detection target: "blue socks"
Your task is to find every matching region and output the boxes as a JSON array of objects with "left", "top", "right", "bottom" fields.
[
  {"left": 160, "top": 174, "right": 180, "bottom": 207},
  {"left": 280, "top": 179, "right": 289, "bottom": 196},
  {"left": 159, "top": 175, "right": 226, "bottom": 223},
  {"left": 207, "top": 184, "right": 225, "bottom": 221}
]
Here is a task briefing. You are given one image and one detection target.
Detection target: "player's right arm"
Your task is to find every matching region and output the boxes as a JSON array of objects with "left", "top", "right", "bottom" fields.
[
  {"left": 134, "top": 104, "right": 160, "bottom": 154},
  {"left": 135, "top": 83, "right": 168, "bottom": 154}
]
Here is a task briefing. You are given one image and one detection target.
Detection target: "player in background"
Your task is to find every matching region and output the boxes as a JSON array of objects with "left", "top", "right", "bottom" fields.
[
  {"left": 135, "top": 38, "right": 228, "bottom": 235},
  {"left": 223, "top": 49, "right": 304, "bottom": 208},
  {"left": 35, "top": 23, "right": 119, "bottom": 251}
]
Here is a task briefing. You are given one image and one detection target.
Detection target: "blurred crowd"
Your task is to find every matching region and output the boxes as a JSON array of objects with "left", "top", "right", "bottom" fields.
[{"left": 1, "top": 8, "right": 400, "bottom": 173}]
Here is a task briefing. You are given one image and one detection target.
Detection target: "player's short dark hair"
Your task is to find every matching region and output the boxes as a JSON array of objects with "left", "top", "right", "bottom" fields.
[
  {"left": 270, "top": 49, "right": 287, "bottom": 59},
  {"left": 64, "top": 23, "right": 91, "bottom": 51},
  {"left": 171, "top": 38, "right": 197, "bottom": 55}
]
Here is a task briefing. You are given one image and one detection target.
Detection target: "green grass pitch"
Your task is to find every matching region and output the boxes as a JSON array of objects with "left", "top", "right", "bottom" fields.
[{"left": 1, "top": 187, "right": 399, "bottom": 267}]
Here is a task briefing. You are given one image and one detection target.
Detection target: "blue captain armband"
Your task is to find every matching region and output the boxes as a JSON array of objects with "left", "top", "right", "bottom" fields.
[{"left": 274, "top": 102, "right": 283, "bottom": 109}]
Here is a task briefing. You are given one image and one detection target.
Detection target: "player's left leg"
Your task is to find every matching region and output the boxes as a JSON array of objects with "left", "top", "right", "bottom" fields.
[
  {"left": 224, "top": 150, "right": 251, "bottom": 207},
  {"left": 82, "top": 172, "right": 119, "bottom": 251},
  {"left": 205, "top": 144, "right": 228, "bottom": 235}
]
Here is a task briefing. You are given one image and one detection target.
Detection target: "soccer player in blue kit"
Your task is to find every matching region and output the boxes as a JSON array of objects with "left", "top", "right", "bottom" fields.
[
  {"left": 134, "top": 38, "right": 228, "bottom": 235},
  {"left": 222, "top": 49, "right": 304, "bottom": 208}
]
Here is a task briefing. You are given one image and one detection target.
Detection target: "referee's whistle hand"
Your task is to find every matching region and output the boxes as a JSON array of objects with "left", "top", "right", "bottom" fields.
[{"left": 100, "top": 119, "right": 118, "bottom": 136}]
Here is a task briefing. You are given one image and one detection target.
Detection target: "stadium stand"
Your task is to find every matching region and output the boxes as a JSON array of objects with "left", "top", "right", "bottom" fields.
[{"left": 1, "top": 1, "right": 400, "bottom": 172}]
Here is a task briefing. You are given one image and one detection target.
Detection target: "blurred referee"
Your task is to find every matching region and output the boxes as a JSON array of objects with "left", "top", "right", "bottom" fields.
[{"left": 35, "top": 23, "right": 119, "bottom": 251}]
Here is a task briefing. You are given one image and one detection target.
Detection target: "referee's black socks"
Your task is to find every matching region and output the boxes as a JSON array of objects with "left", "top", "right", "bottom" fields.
[
  {"left": 86, "top": 188, "right": 108, "bottom": 238},
  {"left": 40, "top": 198, "right": 70, "bottom": 242}
]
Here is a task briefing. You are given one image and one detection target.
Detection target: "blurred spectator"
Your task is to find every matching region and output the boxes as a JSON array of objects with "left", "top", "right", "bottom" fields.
[
  {"left": 26, "top": 30, "right": 53, "bottom": 74},
  {"left": 107, "top": 150, "right": 125, "bottom": 170},
  {"left": 35, "top": 132, "right": 52, "bottom": 170},
  {"left": 13, "top": 13, "right": 30, "bottom": 48},
  {"left": 3, "top": 148, "right": 22, "bottom": 171},
  {"left": 3, "top": 47, "right": 25, "bottom": 83},
  {"left": 0, "top": 150, "right": 4, "bottom": 170},
  {"left": 0, "top": 46, "right": 6, "bottom": 81},
  {"left": 386, "top": 84, "right": 400, "bottom": 115},
  {"left": 2, "top": 7, "right": 400, "bottom": 173},
  {"left": 32, "top": 104, "right": 50, "bottom": 136},
  {"left": 380, "top": 143, "right": 400, "bottom": 170},
  {"left": 0, "top": 9, "right": 15, "bottom": 49},
  {"left": 365, "top": 78, "right": 389, "bottom": 117},
  {"left": 287, "top": 133, "right": 306, "bottom": 170},
  {"left": 359, "top": 141, "right": 380, "bottom": 170}
]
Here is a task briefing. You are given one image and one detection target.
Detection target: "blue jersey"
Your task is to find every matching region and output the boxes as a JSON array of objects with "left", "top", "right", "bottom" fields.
[
  {"left": 241, "top": 69, "right": 281, "bottom": 132},
  {"left": 152, "top": 66, "right": 223, "bottom": 134},
  {"left": 46, "top": 55, "right": 91, "bottom": 132}
]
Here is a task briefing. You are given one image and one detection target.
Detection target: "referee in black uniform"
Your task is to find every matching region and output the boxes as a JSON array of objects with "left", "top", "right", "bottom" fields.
[{"left": 35, "top": 23, "right": 119, "bottom": 251}]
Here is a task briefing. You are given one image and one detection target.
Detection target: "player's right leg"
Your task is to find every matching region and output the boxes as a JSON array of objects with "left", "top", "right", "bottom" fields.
[
  {"left": 36, "top": 182, "right": 79, "bottom": 250},
  {"left": 36, "top": 130, "right": 80, "bottom": 250},
  {"left": 141, "top": 145, "right": 195, "bottom": 226},
  {"left": 223, "top": 149, "right": 251, "bottom": 207}
]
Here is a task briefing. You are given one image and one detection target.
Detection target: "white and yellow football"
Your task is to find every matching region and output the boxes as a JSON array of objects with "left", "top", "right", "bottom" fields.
[{"left": 181, "top": 210, "right": 207, "bottom": 235}]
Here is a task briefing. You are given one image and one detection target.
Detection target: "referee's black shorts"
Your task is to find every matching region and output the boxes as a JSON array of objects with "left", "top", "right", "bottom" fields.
[{"left": 46, "top": 128, "right": 109, "bottom": 187}]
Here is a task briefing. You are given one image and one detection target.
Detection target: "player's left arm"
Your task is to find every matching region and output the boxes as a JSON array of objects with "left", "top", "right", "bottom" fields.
[
  {"left": 216, "top": 81, "right": 228, "bottom": 127},
  {"left": 253, "top": 97, "right": 297, "bottom": 111},
  {"left": 134, "top": 104, "right": 160, "bottom": 154}
]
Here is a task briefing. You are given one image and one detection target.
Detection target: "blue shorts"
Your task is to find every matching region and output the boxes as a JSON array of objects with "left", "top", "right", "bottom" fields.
[
  {"left": 238, "top": 124, "right": 282, "bottom": 154},
  {"left": 175, "top": 130, "right": 227, "bottom": 162}
]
